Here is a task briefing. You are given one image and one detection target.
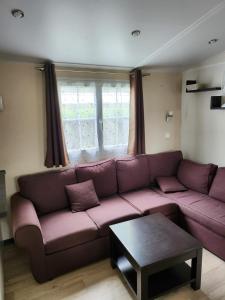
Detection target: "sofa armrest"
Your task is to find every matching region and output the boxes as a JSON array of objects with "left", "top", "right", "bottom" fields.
[
  {"left": 11, "top": 193, "right": 48, "bottom": 282},
  {"left": 11, "top": 193, "right": 44, "bottom": 246}
]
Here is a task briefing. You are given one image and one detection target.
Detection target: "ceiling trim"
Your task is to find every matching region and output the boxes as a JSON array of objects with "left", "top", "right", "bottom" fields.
[
  {"left": 137, "top": 0, "right": 225, "bottom": 67},
  {"left": 184, "top": 60, "right": 225, "bottom": 73},
  {"left": 0, "top": 55, "right": 133, "bottom": 71},
  {"left": 54, "top": 62, "right": 132, "bottom": 71}
]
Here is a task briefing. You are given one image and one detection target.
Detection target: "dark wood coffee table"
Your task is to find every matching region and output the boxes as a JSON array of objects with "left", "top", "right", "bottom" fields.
[{"left": 109, "top": 213, "right": 202, "bottom": 300}]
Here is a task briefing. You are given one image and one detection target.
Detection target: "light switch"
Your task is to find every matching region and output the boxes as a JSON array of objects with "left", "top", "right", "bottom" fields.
[
  {"left": 0, "top": 96, "right": 3, "bottom": 111},
  {"left": 165, "top": 132, "right": 171, "bottom": 139}
]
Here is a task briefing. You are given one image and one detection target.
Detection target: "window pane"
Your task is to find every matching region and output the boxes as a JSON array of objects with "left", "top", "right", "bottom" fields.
[
  {"left": 58, "top": 79, "right": 130, "bottom": 163},
  {"left": 59, "top": 82, "right": 98, "bottom": 152},
  {"left": 102, "top": 83, "right": 130, "bottom": 147}
]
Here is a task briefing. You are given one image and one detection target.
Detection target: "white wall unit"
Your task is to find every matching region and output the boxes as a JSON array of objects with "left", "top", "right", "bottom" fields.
[{"left": 181, "top": 52, "right": 225, "bottom": 165}]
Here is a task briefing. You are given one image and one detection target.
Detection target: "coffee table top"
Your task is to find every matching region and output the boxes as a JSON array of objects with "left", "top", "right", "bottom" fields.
[{"left": 110, "top": 213, "right": 201, "bottom": 269}]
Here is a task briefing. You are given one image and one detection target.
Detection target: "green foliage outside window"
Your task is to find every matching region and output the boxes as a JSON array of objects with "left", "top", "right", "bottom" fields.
[{"left": 62, "top": 103, "right": 129, "bottom": 120}]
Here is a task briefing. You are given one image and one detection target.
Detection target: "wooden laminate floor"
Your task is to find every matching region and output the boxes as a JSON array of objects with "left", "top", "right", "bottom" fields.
[{"left": 3, "top": 244, "right": 225, "bottom": 300}]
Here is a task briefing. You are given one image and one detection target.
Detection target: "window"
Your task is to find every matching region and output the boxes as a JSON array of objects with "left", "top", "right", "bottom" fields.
[{"left": 58, "top": 79, "right": 130, "bottom": 163}]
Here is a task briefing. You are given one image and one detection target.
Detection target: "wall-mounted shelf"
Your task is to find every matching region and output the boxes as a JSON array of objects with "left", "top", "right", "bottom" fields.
[
  {"left": 185, "top": 80, "right": 221, "bottom": 93},
  {"left": 186, "top": 87, "right": 221, "bottom": 93}
]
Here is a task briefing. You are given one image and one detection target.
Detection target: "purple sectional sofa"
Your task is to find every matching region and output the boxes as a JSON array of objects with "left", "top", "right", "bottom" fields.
[{"left": 11, "top": 151, "right": 225, "bottom": 283}]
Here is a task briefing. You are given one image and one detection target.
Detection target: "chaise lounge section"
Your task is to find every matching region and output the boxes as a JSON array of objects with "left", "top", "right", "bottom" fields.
[{"left": 11, "top": 151, "right": 225, "bottom": 282}]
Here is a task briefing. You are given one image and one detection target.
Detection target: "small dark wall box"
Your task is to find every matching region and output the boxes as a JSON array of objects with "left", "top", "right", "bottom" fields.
[
  {"left": 211, "top": 96, "right": 225, "bottom": 110},
  {"left": 186, "top": 80, "right": 197, "bottom": 85}
]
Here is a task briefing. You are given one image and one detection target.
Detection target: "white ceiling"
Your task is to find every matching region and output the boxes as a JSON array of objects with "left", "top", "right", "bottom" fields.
[{"left": 0, "top": 0, "right": 225, "bottom": 69}]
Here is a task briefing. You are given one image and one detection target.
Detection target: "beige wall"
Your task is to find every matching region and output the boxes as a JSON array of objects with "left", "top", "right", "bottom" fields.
[
  {"left": 181, "top": 52, "right": 225, "bottom": 165},
  {"left": 0, "top": 62, "right": 182, "bottom": 239},
  {"left": 143, "top": 72, "right": 182, "bottom": 154},
  {"left": 0, "top": 61, "right": 46, "bottom": 196},
  {"left": 0, "top": 62, "right": 46, "bottom": 238}
]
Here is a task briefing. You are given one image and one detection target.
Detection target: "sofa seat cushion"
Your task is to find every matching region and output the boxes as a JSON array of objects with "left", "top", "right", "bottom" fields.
[
  {"left": 120, "top": 189, "right": 178, "bottom": 216},
  {"left": 116, "top": 155, "right": 150, "bottom": 193},
  {"left": 155, "top": 187, "right": 225, "bottom": 237},
  {"left": 86, "top": 195, "right": 140, "bottom": 236},
  {"left": 180, "top": 198, "right": 225, "bottom": 238},
  {"left": 209, "top": 168, "right": 225, "bottom": 203},
  {"left": 76, "top": 159, "right": 117, "bottom": 198},
  {"left": 154, "top": 188, "right": 207, "bottom": 206},
  {"left": 40, "top": 210, "right": 98, "bottom": 254}
]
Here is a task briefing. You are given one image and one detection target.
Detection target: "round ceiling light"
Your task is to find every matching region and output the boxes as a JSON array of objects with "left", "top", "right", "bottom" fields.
[
  {"left": 11, "top": 9, "right": 24, "bottom": 19},
  {"left": 131, "top": 30, "right": 141, "bottom": 37},
  {"left": 208, "top": 38, "right": 219, "bottom": 45}
]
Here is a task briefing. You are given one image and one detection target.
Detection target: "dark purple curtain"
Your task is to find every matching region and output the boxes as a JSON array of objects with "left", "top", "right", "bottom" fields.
[
  {"left": 44, "top": 63, "right": 69, "bottom": 167},
  {"left": 128, "top": 68, "right": 145, "bottom": 155}
]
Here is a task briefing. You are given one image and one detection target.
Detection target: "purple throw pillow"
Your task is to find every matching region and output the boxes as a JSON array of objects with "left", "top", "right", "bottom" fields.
[
  {"left": 209, "top": 168, "right": 225, "bottom": 203},
  {"left": 65, "top": 180, "right": 100, "bottom": 212},
  {"left": 156, "top": 176, "right": 187, "bottom": 193}
]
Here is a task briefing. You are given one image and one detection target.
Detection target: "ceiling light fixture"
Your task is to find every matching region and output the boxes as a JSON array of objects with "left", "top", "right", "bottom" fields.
[
  {"left": 11, "top": 9, "right": 24, "bottom": 19},
  {"left": 208, "top": 38, "right": 219, "bottom": 45},
  {"left": 131, "top": 30, "right": 141, "bottom": 37}
]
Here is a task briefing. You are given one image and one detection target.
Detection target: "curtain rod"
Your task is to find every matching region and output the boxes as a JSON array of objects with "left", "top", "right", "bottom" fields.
[{"left": 36, "top": 66, "right": 151, "bottom": 77}]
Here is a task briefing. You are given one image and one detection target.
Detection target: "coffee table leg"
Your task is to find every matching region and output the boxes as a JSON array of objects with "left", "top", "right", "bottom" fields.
[
  {"left": 137, "top": 271, "right": 148, "bottom": 300},
  {"left": 191, "top": 248, "right": 202, "bottom": 290},
  {"left": 110, "top": 231, "right": 117, "bottom": 269}
]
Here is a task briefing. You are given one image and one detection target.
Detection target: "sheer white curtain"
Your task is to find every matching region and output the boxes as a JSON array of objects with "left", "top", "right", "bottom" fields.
[
  {"left": 101, "top": 82, "right": 130, "bottom": 158},
  {"left": 58, "top": 79, "right": 130, "bottom": 163}
]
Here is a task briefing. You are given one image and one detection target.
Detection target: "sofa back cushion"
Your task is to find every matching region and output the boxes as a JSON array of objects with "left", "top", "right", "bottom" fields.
[
  {"left": 148, "top": 151, "right": 183, "bottom": 183},
  {"left": 116, "top": 155, "right": 150, "bottom": 193},
  {"left": 209, "top": 168, "right": 225, "bottom": 202},
  {"left": 18, "top": 168, "right": 76, "bottom": 215},
  {"left": 177, "top": 160, "right": 217, "bottom": 194},
  {"left": 75, "top": 159, "right": 117, "bottom": 198}
]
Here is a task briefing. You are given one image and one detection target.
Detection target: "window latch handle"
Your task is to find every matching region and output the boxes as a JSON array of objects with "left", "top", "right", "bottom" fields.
[{"left": 99, "top": 119, "right": 103, "bottom": 130}]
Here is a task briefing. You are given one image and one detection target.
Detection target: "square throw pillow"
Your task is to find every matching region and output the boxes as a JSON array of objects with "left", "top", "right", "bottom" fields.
[
  {"left": 65, "top": 180, "right": 100, "bottom": 212},
  {"left": 156, "top": 176, "right": 187, "bottom": 193}
]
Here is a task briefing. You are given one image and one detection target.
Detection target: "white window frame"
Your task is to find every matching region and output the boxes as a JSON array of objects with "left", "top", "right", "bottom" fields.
[{"left": 58, "top": 78, "right": 130, "bottom": 162}]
